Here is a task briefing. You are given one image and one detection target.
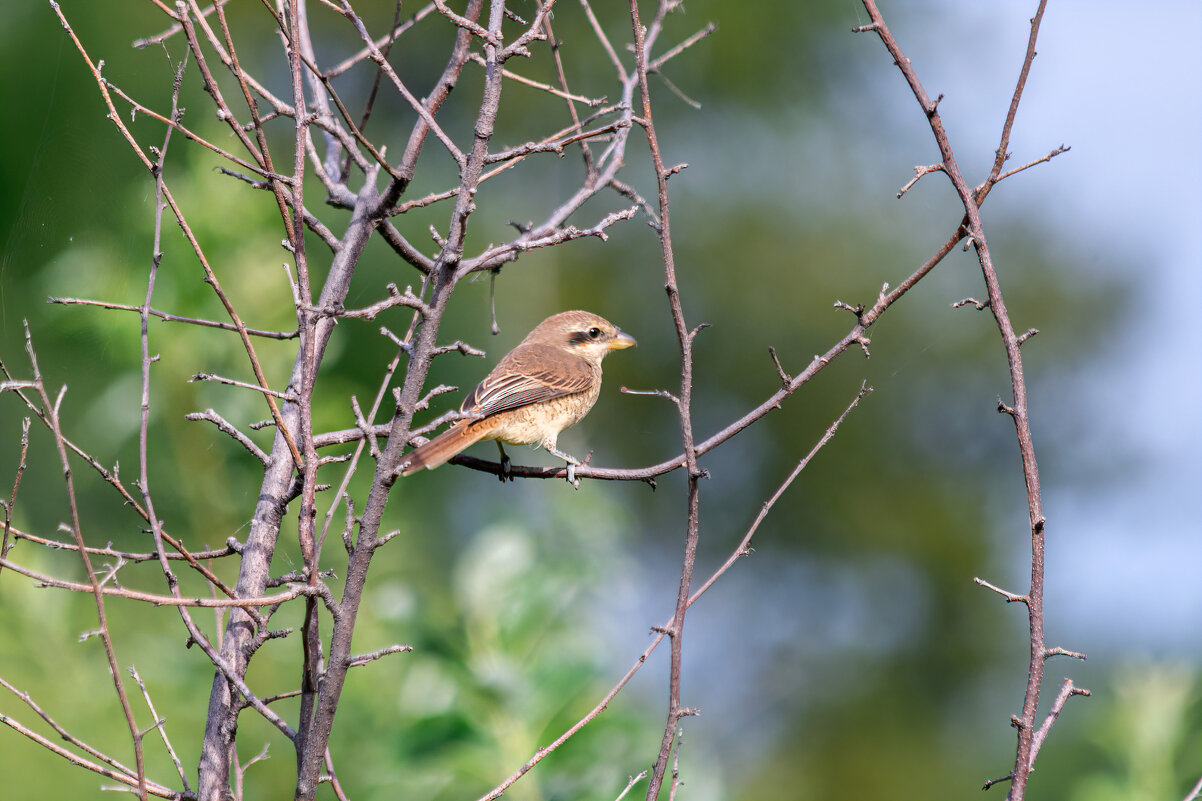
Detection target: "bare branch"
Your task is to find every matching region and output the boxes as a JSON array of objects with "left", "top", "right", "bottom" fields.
[
  {"left": 189, "top": 372, "right": 297, "bottom": 401},
  {"left": 480, "top": 382, "right": 869, "bottom": 800},
  {"left": 130, "top": 667, "right": 190, "bottom": 793},
  {"left": 1027, "top": 679, "right": 1090, "bottom": 772},
  {"left": 345, "top": 644, "right": 413, "bottom": 668},
  {"left": 0, "top": 710, "right": 176, "bottom": 798},
  {"left": 0, "top": 556, "right": 311, "bottom": 608},
  {"left": 49, "top": 296, "right": 298, "bottom": 339},
  {"left": 186, "top": 409, "right": 270, "bottom": 465},
  {"left": 0, "top": 417, "right": 30, "bottom": 579},
  {"left": 856, "top": 5, "right": 1073, "bottom": 799}
]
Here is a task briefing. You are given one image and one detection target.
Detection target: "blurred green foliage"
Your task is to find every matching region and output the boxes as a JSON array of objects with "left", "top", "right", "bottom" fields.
[{"left": 0, "top": 2, "right": 1197, "bottom": 800}]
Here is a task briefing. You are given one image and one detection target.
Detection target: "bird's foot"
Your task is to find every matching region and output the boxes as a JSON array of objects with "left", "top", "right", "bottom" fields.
[
  {"left": 496, "top": 443, "right": 514, "bottom": 483},
  {"left": 544, "top": 444, "right": 582, "bottom": 488}
]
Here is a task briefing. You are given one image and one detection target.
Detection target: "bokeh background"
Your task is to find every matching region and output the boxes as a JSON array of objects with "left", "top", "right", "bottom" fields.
[{"left": 1, "top": 1, "right": 1198, "bottom": 799}]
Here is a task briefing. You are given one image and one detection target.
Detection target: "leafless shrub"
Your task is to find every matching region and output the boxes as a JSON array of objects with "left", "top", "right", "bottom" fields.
[{"left": 0, "top": 2, "right": 1081, "bottom": 799}]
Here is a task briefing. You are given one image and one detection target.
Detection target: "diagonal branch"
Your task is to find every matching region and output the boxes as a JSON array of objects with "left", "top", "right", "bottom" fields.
[{"left": 479, "top": 383, "right": 870, "bottom": 801}]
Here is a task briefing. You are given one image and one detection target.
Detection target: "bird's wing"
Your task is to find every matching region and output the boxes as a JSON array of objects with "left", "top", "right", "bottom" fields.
[{"left": 461, "top": 343, "right": 596, "bottom": 418}]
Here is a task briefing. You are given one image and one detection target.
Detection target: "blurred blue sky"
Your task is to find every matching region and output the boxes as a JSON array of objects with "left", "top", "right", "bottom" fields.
[
  {"left": 597, "top": 6, "right": 1201, "bottom": 794},
  {"left": 649, "top": 0, "right": 1200, "bottom": 665},
  {"left": 912, "top": 2, "right": 1202, "bottom": 657}
]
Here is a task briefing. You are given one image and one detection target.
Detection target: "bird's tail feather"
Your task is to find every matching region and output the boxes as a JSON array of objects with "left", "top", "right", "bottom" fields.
[{"left": 398, "top": 421, "right": 489, "bottom": 476}]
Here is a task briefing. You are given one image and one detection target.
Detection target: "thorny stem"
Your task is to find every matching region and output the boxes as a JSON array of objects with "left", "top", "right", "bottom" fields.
[
  {"left": 628, "top": 2, "right": 704, "bottom": 797},
  {"left": 857, "top": 3, "right": 1075, "bottom": 799}
]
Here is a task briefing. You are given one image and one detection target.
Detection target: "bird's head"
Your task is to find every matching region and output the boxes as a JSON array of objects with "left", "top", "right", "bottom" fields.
[{"left": 525, "top": 310, "right": 636, "bottom": 362}]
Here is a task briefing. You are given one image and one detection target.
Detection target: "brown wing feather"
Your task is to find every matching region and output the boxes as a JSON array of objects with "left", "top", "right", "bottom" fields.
[{"left": 461, "top": 343, "right": 597, "bottom": 418}]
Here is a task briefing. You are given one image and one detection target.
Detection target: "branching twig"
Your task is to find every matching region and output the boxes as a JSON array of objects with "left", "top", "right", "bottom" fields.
[
  {"left": 130, "top": 666, "right": 190, "bottom": 793},
  {"left": 18, "top": 323, "right": 149, "bottom": 800},
  {"left": 479, "top": 383, "right": 869, "bottom": 801},
  {"left": 627, "top": 4, "right": 702, "bottom": 794},
  {"left": 0, "top": 417, "right": 30, "bottom": 579},
  {"left": 48, "top": 297, "right": 297, "bottom": 340},
  {"left": 856, "top": 4, "right": 1074, "bottom": 799},
  {"left": 0, "top": 556, "right": 312, "bottom": 608}
]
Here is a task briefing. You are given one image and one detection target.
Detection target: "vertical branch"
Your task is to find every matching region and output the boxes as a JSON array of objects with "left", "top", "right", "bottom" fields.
[
  {"left": 282, "top": 0, "right": 327, "bottom": 776},
  {"left": 0, "top": 417, "right": 30, "bottom": 579},
  {"left": 628, "top": 2, "right": 701, "bottom": 798},
  {"left": 199, "top": 0, "right": 486, "bottom": 795},
  {"left": 856, "top": 3, "right": 1065, "bottom": 798},
  {"left": 22, "top": 327, "right": 149, "bottom": 801},
  {"left": 291, "top": 0, "right": 503, "bottom": 796},
  {"left": 137, "top": 57, "right": 200, "bottom": 801}
]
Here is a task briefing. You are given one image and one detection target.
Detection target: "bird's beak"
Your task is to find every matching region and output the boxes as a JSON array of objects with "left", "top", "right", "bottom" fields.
[{"left": 608, "top": 330, "right": 637, "bottom": 350}]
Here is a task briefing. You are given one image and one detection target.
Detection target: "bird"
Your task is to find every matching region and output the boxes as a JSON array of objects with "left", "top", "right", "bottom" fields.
[{"left": 398, "top": 310, "right": 636, "bottom": 485}]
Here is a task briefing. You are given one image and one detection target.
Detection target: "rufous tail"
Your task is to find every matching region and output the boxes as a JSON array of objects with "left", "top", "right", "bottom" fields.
[{"left": 398, "top": 421, "right": 489, "bottom": 476}]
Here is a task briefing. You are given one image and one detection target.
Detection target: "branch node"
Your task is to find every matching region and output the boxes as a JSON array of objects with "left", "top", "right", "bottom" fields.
[
  {"left": 1044, "top": 646, "right": 1087, "bottom": 662},
  {"left": 973, "top": 576, "right": 1029, "bottom": 605},
  {"left": 767, "top": 346, "right": 792, "bottom": 387},
  {"left": 832, "top": 299, "right": 865, "bottom": 321},
  {"left": 854, "top": 334, "right": 872, "bottom": 358},
  {"left": 897, "top": 163, "right": 945, "bottom": 198},
  {"left": 663, "top": 163, "right": 687, "bottom": 179},
  {"left": 620, "top": 386, "right": 680, "bottom": 406}
]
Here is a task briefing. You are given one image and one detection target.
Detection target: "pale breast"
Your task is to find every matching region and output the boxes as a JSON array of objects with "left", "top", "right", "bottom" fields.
[{"left": 484, "top": 382, "right": 602, "bottom": 448}]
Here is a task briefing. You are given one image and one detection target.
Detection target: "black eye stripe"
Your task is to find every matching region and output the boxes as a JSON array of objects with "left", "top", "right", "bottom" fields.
[{"left": 568, "top": 328, "right": 604, "bottom": 345}]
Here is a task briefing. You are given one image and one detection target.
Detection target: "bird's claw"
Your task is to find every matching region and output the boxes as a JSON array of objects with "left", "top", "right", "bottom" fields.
[
  {"left": 496, "top": 443, "right": 514, "bottom": 483},
  {"left": 566, "top": 462, "right": 579, "bottom": 489}
]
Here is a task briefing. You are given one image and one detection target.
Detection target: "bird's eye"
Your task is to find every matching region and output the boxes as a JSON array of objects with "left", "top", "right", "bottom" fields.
[{"left": 587, "top": 327, "right": 602, "bottom": 339}]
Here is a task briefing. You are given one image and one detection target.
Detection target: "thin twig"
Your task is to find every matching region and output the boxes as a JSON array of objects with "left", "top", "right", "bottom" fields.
[
  {"left": 0, "top": 711, "right": 176, "bottom": 798},
  {"left": 628, "top": 3, "right": 702, "bottom": 793},
  {"left": 1027, "top": 678, "right": 1090, "bottom": 770},
  {"left": 0, "top": 556, "right": 311, "bottom": 607},
  {"left": 49, "top": 297, "right": 297, "bottom": 339},
  {"left": 856, "top": 4, "right": 1071, "bottom": 799},
  {"left": 130, "top": 666, "right": 191, "bottom": 792},
  {"left": 479, "top": 383, "right": 869, "bottom": 801},
  {"left": 18, "top": 322, "right": 150, "bottom": 800},
  {"left": 1182, "top": 773, "right": 1202, "bottom": 801},
  {"left": 0, "top": 417, "right": 30, "bottom": 579}
]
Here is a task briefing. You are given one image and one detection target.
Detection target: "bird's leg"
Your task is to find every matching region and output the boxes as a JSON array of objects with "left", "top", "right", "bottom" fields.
[
  {"left": 496, "top": 441, "right": 512, "bottom": 482},
  {"left": 543, "top": 444, "right": 582, "bottom": 488}
]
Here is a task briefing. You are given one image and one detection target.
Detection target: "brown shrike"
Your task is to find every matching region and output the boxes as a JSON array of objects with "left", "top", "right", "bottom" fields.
[{"left": 398, "top": 311, "right": 636, "bottom": 484}]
